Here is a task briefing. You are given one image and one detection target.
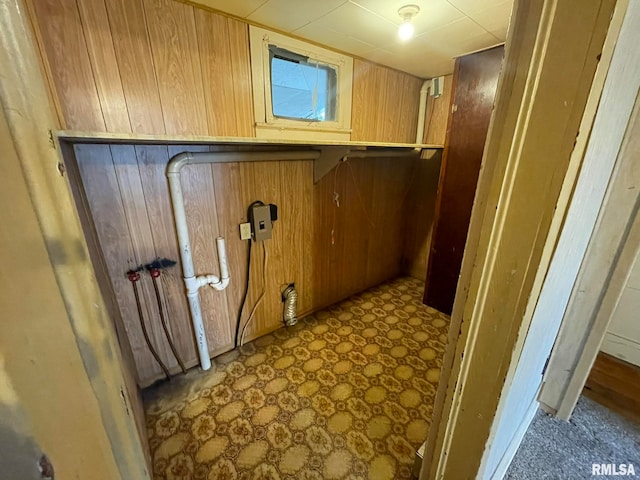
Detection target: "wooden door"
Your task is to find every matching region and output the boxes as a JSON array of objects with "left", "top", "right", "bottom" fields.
[{"left": 424, "top": 46, "right": 504, "bottom": 314}]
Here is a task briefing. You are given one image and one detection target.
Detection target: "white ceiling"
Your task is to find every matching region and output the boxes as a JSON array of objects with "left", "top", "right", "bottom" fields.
[{"left": 193, "top": 0, "right": 512, "bottom": 78}]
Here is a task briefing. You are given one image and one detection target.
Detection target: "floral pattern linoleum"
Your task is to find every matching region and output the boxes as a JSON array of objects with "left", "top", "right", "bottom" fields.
[{"left": 144, "top": 277, "right": 449, "bottom": 480}]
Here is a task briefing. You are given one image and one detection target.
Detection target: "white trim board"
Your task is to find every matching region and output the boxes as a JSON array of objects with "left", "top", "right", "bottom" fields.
[{"left": 487, "top": 399, "right": 539, "bottom": 480}]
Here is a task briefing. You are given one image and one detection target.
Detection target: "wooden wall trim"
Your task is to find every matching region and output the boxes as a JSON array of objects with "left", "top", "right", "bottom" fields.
[{"left": 421, "top": 0, "right": 616, "bottom": 477}]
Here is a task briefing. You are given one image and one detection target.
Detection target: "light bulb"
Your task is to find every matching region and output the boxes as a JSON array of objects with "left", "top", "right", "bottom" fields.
[{"left": 398, "top": 21, "right": 415, "bottom": 41}]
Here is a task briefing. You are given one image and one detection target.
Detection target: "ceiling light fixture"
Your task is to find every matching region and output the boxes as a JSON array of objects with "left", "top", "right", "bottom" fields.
[{"left": 398, "top": 4, "right": 420, "bottom": 42}]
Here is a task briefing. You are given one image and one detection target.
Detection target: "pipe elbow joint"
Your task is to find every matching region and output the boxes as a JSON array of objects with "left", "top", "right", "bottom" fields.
[
  {"left": 211, "top": 276, "right": 230, "bottom": 291},
  {"left": 167, "top": 152, "right": 193, "bottom": 175}
]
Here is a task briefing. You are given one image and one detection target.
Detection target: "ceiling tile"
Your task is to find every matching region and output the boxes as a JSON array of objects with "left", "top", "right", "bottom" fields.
[
  {"left": 302, "top": 2, "right": 398, "bottom": 48},
  {"left": 248, "top": 0, "right": 347, "bottom": 32},
  {"left": 293, "top": 22, "right": 377, "bottom": 56},
  {"left": 365, "top": 46, "right": 454, "bottom": 78},
  {"left": 194, "top": 0, "right": 269, "bottom": 18},
  {"left": 446, "top": 0, "right": 510, "bottom": 16},
  {"left": 468, "top": 1, "right": 513, "bottom": 34},
  {"left": 490, "top": 25, "right": 509, "bottom": 41},
  {"left": 351, "top": 0, "right": 464, "bottom": 35},
  {"left": 418, "top": 17, "right": 500, "bottom": 58}
]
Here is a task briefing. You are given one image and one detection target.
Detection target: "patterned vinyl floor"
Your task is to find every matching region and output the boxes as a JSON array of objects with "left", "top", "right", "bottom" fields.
[{"left": 144, "top": 277, "right": 450, "bottom": 480}]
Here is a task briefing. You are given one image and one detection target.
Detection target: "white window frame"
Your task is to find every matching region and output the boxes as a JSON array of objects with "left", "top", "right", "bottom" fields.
[{"left": 249, "top": 26, "right": 353, "bottom": 141}]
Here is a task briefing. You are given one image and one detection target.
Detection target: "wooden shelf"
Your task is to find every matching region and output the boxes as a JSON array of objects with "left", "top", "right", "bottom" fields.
[{"left": 55, "top": 130, "right": 444, "bottom": 150}]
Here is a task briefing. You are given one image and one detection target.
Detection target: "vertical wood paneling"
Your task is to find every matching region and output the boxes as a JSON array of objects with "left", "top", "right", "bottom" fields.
[
  {"left": 31, "top": 0, "right": 422, "bottom": 141},
  {"left": 351, "top": 59, "right": 422, "bottom": 143},
  {"left": 135, "top": 145, "right": 195, "bottom": 364},
  {"left": 239, "top": 161, "right": 283, "bottom": 341},
  {"left": 228, "top": 18, "right": 256, "bottom": 138},
  {"left": 76, "top": 0, "right": 131, "bottom": 132},
  {"left": 75, "top": 144, "right": 160, "bottom": 382},
  {"left": 351, "top": 60, "right": 376, "bottom": 142},
  {"left": 423, "top": 74, "right": 454, "bottom": 146},
  {"left": 401, "top": 74, "right": 423, "bottom": 142},
  {"left": 102, "top": 0, "right": 165, "bottom": 133},
  {"left": 211, "top": 161, "right": 247, "bottom": 346},
  {"left": 175, "top": 146, "right": 234, "bottom": 351},
  {"left": 111, "top": 145, "right": 179, "bottom": 375},
  {"left": 402, "top": 153, "right": 443, "bottom": 279},
  {"left": 143, "top": 0, "right": 208, "bottom": 135},
  {"left": 30, "top": 0, "right": 106, "bottom": 131},
  {"left": 300, "top": 160, "right": 315, "bottom": 315},
  {"left": 74, "top": 145, "right": 418, "bottom": 384},
  {"left": 194, "top": 10, "right": 238, "bottom": 136}
]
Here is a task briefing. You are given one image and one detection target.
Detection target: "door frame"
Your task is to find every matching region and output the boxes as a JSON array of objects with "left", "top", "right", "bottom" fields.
[
  {"left": 479, "top": 0, "right": 636, "bottom": 476},
  {"left": 539, "top": 90, "right": 640, "bottom": 418},
  {"left": 421, "top": 0, "right": 618, "bottom": 478}
]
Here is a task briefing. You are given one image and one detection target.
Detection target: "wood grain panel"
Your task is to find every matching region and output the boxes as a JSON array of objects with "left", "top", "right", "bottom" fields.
[
  {"left": 351, "top": 59, "right": 423, "bottom": 143},
  {"left": 143, "top": 0, "right": 208, "bottom": 135},
  {"left": 194, "top": 10, "right": 238, "bottom": 136},
  {"left": 211, "top": 161, "right": 248, "bottom": 347},
  {"left": 400, "top": 74, "right": 424, "bottom": 143},
  {"left": 227, "top": 18, "right": 256, "bottom": 138},
  {"left": 111, "top": 145, "right": 180, "bottom": 375},
  {"left": 239, "top": 161, "right": 283, "bottom": 341},
  {"left": 76, "top": 0, "right": 131, "bottom": 132},
  {"left": 402, "top": 153, "right": 443, "bottom": 279},
  {"left": 103, "top": 0, "right": 165, "bottom": 134},
  {"left": 584, "top": 352, "right": 640, "bottom": 424},
  {"left": 172, "top": 145, "right": 234, "bottom": 351},
  {"left": 424, "top": 74, "right": 454, "bottom": 146},
  {"left": 75, "top": 144, "right": 162, "bottom": 382},
  {"left": 135, "top": 145, "right": 196, "bottom": 365},
  {"left": 351, "top": 60, "right": 376, "bottom": 142},
  {"left": 424, "top": 46, "right": 504, "bottom": 315},
  {"left": 30, "top": 0, "right": 106, "bottom": 131}
]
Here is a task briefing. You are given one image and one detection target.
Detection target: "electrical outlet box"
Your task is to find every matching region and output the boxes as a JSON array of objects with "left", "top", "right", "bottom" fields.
[
  {"left": 239, "top": 222, "right": 252, "bottom": 240},
  {"left": 250, "top": 204, "right": 272, "bottom": 241}
]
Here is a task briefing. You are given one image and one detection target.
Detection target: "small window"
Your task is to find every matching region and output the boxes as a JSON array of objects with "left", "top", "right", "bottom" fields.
[
  {"left": 250, "top": 26, "right": 353, "bottom": 141},
  {"left": 270, "top": 46, "right": 337, "bottom": 122}
]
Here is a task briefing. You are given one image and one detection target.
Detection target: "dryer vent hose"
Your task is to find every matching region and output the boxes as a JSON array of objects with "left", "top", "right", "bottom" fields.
[{"left": 282, "top": 283, "right": 298, "bottom": 327}]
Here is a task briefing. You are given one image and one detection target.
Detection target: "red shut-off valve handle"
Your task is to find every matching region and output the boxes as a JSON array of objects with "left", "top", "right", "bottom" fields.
[{"left": 127, "top": 270, "right": 141, "bottom": 282}]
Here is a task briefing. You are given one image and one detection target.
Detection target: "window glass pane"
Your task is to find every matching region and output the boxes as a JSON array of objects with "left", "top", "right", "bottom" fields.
[{"left": 270, "top": 54, "right": 337, "bottom": 121}]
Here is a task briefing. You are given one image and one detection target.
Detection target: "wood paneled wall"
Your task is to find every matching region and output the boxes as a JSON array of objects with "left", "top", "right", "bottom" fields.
[
  {"left": 423, "top": 75, "right": 454, "bottom": 146},
  {"left": 71, "top": 144, "right": 416, "bottom": 385},
  {"left": 28, "top": 0, "right": 426, "bottom": 143},
  {"left": 29, "top": 0, "right": 254, "bottom": 136},
  {"left": 351, "top": 59, "right": 424, "bottom": 143},
  {"left": 401, "top": 75, "right": 454, "bottom": 280},
  {"left": 402, "top": 152, "right": 443, "bottom": 279}
]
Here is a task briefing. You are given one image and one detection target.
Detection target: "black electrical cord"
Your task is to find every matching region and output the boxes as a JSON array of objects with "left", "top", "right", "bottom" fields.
[
  {"left": 235, "top": 238, "right": 252, "bottom": 348},
  {"left": 234, "top": 200, "right": 265, "bottom": 348}
]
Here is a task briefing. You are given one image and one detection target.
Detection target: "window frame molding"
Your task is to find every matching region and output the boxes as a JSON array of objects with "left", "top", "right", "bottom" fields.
[{"left": 249, "top": 26, "right": 353, "bottom": 140}]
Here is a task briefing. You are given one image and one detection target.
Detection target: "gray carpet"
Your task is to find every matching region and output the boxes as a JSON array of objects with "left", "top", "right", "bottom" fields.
[{"left": 506, "top": 396, "right": 640, "bottom": 479}]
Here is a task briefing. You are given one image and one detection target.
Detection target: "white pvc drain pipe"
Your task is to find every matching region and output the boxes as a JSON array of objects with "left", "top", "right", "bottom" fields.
[{"left": 167, "top": 150, "right": 320, "bottom": 370}]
